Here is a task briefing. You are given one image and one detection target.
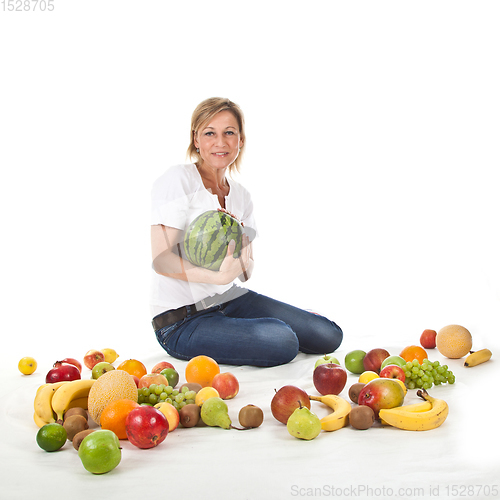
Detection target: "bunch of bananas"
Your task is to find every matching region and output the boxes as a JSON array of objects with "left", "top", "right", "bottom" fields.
[
  {"left": 379, "top": 389, "right": 448, "bottom": 431},
  {"left": 33, "top": 379, "right": 95, "bottom": 427},
  {"left": 309, "top": 394, "right": 351, "bottom": 431}
]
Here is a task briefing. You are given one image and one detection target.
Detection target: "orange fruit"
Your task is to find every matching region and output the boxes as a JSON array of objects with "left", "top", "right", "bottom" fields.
[
  {"left": 100, "top": 399, "right": 140, "bottom": 439},
  {"left": 116, "top": 359, "right": 147, "bottom": 379},
  {"left": 399, "top": 345, "right": 428, "bottom": 364},
  {"left": 436, "top": 324, "right": 472, "bottom": 359},
  {"left": 185, "top": 355, "right": 220, "bottom": 388}
]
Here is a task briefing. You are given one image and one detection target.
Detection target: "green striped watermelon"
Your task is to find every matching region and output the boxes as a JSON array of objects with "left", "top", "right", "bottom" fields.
[{"left": 183, "top": 210, "right": 243, "bottom": 271}]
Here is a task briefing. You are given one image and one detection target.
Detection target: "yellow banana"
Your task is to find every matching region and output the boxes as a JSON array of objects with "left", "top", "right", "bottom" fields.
[
  {"left": 51, "top": 379, "right": 95, "bottom": 423},
  {"left": 464, "top": 349, "right": 492, "bottom": 367},
  {"left": 34, "top": 381, "right": 70, "bottom": 424},
  {"left": 34, "top": 412, "right": 49, "bottom": 428},
  {"left": 309, "top": 394, "right": 351, "bottom": 431},
  {"left": 380, "top": 400, "right": 432, "bottom": 425},
  {"left": 35, "top": 383, "right": 50, "bottom": 397},
  {"left": 67, "top": 397, "right": 89, "bottom": 410},
  {"left": 379, "top": 389, "right": 448, "bottom": 431}
]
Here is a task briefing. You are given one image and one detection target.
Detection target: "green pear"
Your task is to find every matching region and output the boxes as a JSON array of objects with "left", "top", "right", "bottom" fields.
[
  {"left": 200, "top": 397, "right": 232, "bottom": 429},
  {"left": 287, "top": 405, "right": 322, "bottom": 440}
]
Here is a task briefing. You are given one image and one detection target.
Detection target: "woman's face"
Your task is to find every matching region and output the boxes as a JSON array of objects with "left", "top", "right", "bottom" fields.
[{"left": 194, "top": 110, "right": 243, "bottom": 172}]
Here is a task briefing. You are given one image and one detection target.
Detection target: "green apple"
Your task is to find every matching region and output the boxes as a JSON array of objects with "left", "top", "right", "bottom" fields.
[
  {"left": 78, "top": 430, "right": 121, "bottom": 474},
  {"left": 91, "top": 362, "right": 115, "bottom": 380},
  {"left": 314, "top": 354, "right": 340, "bottom": 369},
  {"left": 286, "top": 405, "right": 321, "bottom": 440},
  {"left": 344, "top": 350, "right": 367, "bottom": 374},
  {"left": 380, "top": 355, "right": 407, "bottom": 370}
]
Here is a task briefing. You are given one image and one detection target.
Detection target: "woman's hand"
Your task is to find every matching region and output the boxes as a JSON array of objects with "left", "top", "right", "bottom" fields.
[
  {"left": 217, "top": 235, "right": 252, "bottom": 284},
  {"left": 217, "top": 208, "right": 244, "bottom": 227}
]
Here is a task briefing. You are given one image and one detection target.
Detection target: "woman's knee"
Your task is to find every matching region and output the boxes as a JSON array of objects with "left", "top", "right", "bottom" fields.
[
  {"left": 253, "top": 319, "right": 299, "bottom": 366},
  {"left": 301, "top": 318, "right": 343, "bottom": 355}
]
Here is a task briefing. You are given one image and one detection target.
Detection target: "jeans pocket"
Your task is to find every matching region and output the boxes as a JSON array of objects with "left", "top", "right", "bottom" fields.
[{"left": 155, "top": 318, "right": 186, "bottom": 349}]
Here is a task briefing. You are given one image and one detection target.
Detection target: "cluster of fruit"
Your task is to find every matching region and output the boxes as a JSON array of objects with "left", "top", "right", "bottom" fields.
[
  {"left": 32, "top": 352, "right": 266, "bottom": 474},
  {"left": 343, "top": 344, "right": 456, "bottom": 391},
  {"left": 24, "top": 322, "right": 495, "bottom": 473},
  {"left": 270, "top": 324, "right": 485, "bottom": 439}
]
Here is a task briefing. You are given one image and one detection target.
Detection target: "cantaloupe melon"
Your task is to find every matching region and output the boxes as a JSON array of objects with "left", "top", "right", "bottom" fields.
[
  {"left": 436, "top": 324, "right": 473, "bottom": 359},
  {"left": 87, "top": 370, "right": 138, "bottom": 425}
]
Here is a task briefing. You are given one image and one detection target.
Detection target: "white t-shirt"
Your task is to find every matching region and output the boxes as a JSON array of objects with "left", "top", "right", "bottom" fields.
[{"left": 150, "top": 164, "right": 257, "bottom": 317}]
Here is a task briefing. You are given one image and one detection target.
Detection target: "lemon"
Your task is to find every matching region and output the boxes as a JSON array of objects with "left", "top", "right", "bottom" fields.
[
  {"left": 101, "top": 348, "right": 119, "bottom": 364},
  {"left": 36, "top": 423, "right": 67, "bottom": 452},
  {"left": 358, "top": 371, "right": 380, "bottom": 384},
  {"left": 18, "top": 357, "right": 37, "bottom": 375},
  {"left": 195, "top": 387, "right": 220, "bottom": 406}
]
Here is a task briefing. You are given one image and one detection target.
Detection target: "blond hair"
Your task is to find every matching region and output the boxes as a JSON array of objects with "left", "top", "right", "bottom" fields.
[{"left": 187, "top": 97, "right": 246, "bottom": 174}]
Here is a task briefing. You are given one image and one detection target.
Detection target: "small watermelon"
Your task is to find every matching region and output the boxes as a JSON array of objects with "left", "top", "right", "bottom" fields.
[{"left": 183, "top": 210, "right": 243, "bottom": 271}]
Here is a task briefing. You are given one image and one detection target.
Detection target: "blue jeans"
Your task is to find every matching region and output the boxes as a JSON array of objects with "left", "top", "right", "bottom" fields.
[{"left": 154, "top": 289, "right": 343, "bottom": 367}]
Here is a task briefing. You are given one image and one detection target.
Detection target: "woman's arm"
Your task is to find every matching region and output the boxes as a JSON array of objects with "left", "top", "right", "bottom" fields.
[
  {"left": 151, "top": 225, "right": 252, "bottom": 286},
  {"left": 237, "top": 239, "right": 254, "bottom": 282}
]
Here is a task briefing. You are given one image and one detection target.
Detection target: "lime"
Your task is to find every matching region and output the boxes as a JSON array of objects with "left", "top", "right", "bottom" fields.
[
  {"left": 36, "top": 423, "right": 67, "bottom": 452},
  {"left": 160, "top": 368, "right": 179, "bottom": 388}
]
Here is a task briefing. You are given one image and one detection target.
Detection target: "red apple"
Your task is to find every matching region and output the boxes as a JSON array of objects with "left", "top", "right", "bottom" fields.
[
  {"left": 211, "top": 372, "right": 239, "bottom": 400},
  {"left": 138, "top": 373, "right": 168, "bottom": 389},
  {"left": 151, "top": 361, "right": 175, "bottom": 374},
  {"left": 155, "top": 402, "right": 180, "bottom": 432},
  {"left": 46, "top": 363, "right": 81, "bottom": 383},
  {"left": 379, "top": 364, "right": 406, "bottom": 382},
  {"left": 363, "top": 348, "right": 390, "bottom": 373},
  {"left": 313, "top": 363, "right": 347, "bottom": 396},
  {"left": 358, "top": 378, "right": 405, "bottom": 418},
  {"left": 60, "top": 358, "right": 82, "bottom": 373},
  {"left": 83, "top": 350, "right": 105, "bottom": 370},
  {"left": 271, "top": 385, "right": 310, "bottom": 424},
  {"left": 125, "top": 406, "right": 169, "bottom": 449},
  {"left": 420, "top": 329, "right": 437, "bottom": 349},
  {"left": 131, "top": 375, "right": 140, "bottom": 387}
]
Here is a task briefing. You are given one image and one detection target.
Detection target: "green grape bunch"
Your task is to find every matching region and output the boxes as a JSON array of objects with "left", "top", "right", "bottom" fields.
[
  {"left": 403, "top": 359, "right": 455, "bottom": 390},
  {"left": 137, "top": 384, "right": 197, "bottom": 410}
]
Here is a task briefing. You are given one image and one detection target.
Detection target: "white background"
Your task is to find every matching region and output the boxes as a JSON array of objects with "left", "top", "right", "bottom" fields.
[{"left": 1, "top": 2, "right": 499, "bottom": 499}]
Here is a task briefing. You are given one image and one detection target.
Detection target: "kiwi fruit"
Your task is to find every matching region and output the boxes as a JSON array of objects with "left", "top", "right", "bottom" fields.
[
  {"left": 63, "top": 414, "right": 89, "bottom": 441},
  {"left": 179, "top": 404, "right": 201, "bottom": 427},
  {"left": 64, "top": 407, "right": 88, "bottom": 422},
  {"left": 238, "top": 404, "right": 264, "bottom": 428},
  {"left": 179, "top": 382, "right": 203, "bottom": 394},
  {"left": 350, "top": 405, "right": 375, "bottom": 430},
  {"left": 72, "top": 429, "right": 95, "bottom": 451},
  {"left": 348, "top": 383, "right": 365, "bottom": 404}
]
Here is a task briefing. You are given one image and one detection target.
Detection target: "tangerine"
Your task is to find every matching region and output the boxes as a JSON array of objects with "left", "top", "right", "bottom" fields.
[
  {"left": 185, "top": 355, "right": 220, "bottom": 388},
  {"left": 436, "top": 324, "right": 472, "bottom": 359},
  {"left": 116, "top": 359, "right": 147, "bottom": 379},
  {"left": 100, "top": 399, "right": 140, "bottom": 439},
  {"left": 399, "top": 345, "right": 428, "bottom": 364}
]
